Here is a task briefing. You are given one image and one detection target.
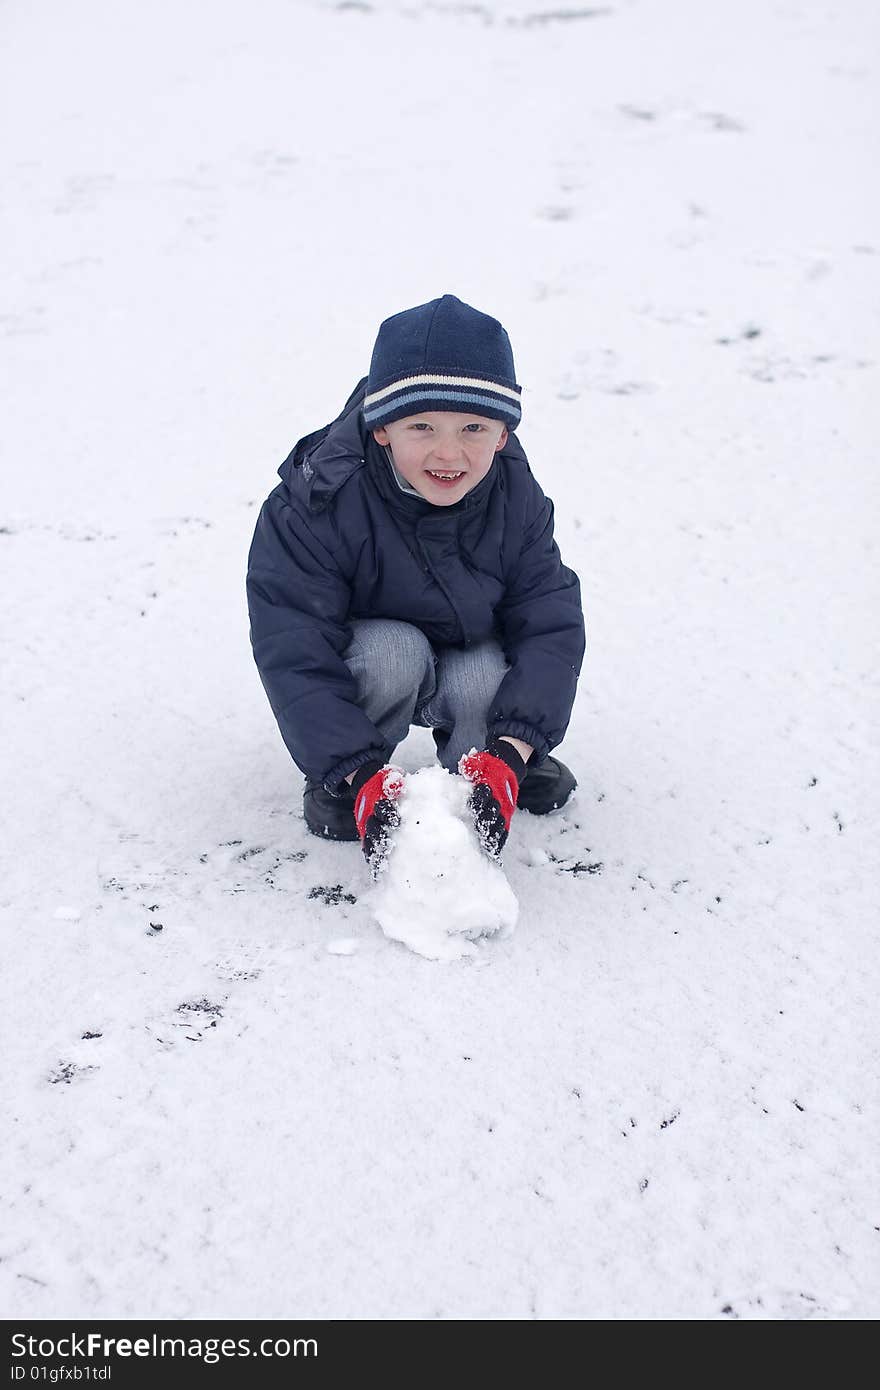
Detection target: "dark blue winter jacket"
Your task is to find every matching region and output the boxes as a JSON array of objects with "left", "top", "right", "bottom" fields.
[{"left": 246, "top": 378, "right": 585, "bottom": 790}]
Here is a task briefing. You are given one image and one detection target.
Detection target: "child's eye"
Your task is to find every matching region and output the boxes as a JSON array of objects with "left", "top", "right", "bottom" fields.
[
  {"left": 410, "top": 422, "right": 430, "bottom": 431},
  {"left": 464, "top": 423, "right": 485, "bottom": 433}
]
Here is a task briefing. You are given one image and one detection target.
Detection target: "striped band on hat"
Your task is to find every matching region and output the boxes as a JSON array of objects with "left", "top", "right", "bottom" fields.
[{"left": 363, "top": 372, "right": 522, "bottom": 430}]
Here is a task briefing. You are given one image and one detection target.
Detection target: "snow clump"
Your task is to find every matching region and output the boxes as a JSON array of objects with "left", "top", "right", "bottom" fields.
[{"left": 369, "top": 765, "right": 518, "bottom": 962}]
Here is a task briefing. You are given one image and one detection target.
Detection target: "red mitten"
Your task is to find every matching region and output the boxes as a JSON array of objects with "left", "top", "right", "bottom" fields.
[
  {"left": 459, "top": 739, "right": 527, "bottom": 858},
  {"left": 351, "top": 763, "right": 405, "bottom": 878}
]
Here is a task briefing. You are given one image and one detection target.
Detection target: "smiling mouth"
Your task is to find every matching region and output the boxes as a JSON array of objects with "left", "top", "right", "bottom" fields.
[{"left": 426, "top": 470, "right": 465, "bottom": 481}]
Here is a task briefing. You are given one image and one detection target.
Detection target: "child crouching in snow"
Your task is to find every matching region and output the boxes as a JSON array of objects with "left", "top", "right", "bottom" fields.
[{"left": 246, "top": 294, "right": 585, "bottom": 875}]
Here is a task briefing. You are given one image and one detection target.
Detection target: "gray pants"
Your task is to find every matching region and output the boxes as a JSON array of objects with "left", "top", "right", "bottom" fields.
[{"left": 343, "top": 619, "right": 508, "bottom": 772}]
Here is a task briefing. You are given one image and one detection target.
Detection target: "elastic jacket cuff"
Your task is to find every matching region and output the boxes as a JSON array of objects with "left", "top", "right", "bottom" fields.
[
  {"left": 323, "top": 746, "right": 391, "bottom": 795},
  {"left": 488, "top": 721, "right": 551, "bottom": 764},
  {"left": 350, "top": 761, "right": 385, "bottom": 796},
  {"left": 485, "top": 738, "right": 528, "bottom": 786}
]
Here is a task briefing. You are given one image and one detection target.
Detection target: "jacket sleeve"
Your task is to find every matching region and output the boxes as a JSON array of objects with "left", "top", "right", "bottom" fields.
[
  {"left": 246, "top": 490, "right": 391, "bottom": 789},
  {"left": 489, "top": 479, "right": 585, "bottom": 761}
]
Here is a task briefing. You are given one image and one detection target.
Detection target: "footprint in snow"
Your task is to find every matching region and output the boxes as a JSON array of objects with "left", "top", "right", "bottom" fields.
[
  {"left": 47, "top": 1060, "right": 98, "bottom": 1086},
  {"left": 308, "top": 884, "right": 357, "bottom": 906},
  {"left": 149, "top": 998, "right": 225, "bottom": 1048}
]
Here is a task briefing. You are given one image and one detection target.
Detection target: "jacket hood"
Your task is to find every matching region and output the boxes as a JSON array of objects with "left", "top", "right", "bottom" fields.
[
  {"left": 278, "top": 378, "right": 370, "bottom": 511},
  {"left": 278, "top": 377, "right": 529, "bottom": 513}
]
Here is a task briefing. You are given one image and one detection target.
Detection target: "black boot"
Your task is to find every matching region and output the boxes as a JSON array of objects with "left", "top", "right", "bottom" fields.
[
  {"left": 303, "top": 779, "right": 360, "bottom": 841},
  {"left": 516, "top": 756, "right": 577, "bottom": 815}
]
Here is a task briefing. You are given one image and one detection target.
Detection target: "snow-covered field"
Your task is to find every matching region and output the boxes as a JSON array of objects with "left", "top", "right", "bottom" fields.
[{"left": 2, "top": 0, "right": 877, "bottom": 1320}]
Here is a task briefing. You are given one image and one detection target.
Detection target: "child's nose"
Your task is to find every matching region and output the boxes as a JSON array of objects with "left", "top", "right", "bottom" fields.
[{"left": 432, "top": 437, "right": 462, "bottom": 462}]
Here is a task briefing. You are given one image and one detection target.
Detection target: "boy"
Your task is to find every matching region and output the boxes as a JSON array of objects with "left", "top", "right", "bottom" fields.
[{"left": 246, "top": 294, "right": 585, "bottom": 874}]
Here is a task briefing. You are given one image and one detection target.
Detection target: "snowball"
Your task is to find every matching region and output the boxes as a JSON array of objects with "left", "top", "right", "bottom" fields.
[
  {"left": 53, "top": 906, "right": 82, "bottom": 922},
  {"left": 369, "top": 766, "right": 518, "bottom": 962},
  {"left": 326, "top": 938, "right": 359, "bottom": 956}
]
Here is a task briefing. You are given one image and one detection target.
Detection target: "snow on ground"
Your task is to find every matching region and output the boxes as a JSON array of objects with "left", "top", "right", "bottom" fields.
[{"left": 1, "top": 0, "right": 878, "bottom": 1319}]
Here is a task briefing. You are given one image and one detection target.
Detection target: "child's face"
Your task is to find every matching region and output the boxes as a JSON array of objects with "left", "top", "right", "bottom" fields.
[{"left": 372, "top": 412, "right": 509, "bottom": 506}]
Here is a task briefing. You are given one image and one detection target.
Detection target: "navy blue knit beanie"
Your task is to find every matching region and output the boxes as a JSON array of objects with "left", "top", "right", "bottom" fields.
[{"left": 363, "top": 294, "right": 522, "bottom": 431}]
